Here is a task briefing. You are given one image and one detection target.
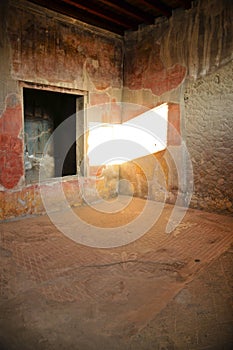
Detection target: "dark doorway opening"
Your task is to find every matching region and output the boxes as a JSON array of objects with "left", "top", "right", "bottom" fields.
[{"left": 23, "top": 88, "right": 84, "bottom": 184}]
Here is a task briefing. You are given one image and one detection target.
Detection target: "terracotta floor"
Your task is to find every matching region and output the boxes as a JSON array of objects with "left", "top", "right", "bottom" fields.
[{"left": 0, "top": 196, "right": 233, "bottom": 350}]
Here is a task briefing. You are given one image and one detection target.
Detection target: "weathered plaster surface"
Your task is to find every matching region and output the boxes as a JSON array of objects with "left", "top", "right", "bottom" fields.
[
  {"left": 160, "top": 0, "right": 233, "bottom": 79},
  {"left": 124, "top": 38, "right": 186, "bottom": 97},
  {"left": 0, "top": 0, "right": 233, "bottom": 219},
  {"left": 7, "top": 1, "right": 123, "bottom": 92},
  {"left": 121, "top": 0, "right": 233, "bottom": 214},
  {"left": 123, "top": 0, "right": 233, "bottom": 106},
  {"left": 0, "top": 0, "right": 123, "bottom": 219},
  {"left": 0, "top": 94, "right": 23, "bottom": 189},
  {"left": 0, "top": 177, "right": 107, "bottom": 220}
]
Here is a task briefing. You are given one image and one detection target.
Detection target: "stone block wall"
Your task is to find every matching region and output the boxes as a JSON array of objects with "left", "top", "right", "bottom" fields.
[
  {"left": 121, "top": 0, "right": 233, "bottom": 214},
  {"left": 184, "top": 61, "right": 233, "bottom": 213}
]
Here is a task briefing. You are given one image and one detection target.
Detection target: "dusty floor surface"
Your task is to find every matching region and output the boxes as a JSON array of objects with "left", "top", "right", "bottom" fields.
[{"left": 0, "top": 196, "right": 233, "bottom": 349}]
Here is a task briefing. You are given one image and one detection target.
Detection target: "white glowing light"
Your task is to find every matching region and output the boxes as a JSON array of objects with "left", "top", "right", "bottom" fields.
[{"left": 87, "top": 103, "right": 168, "bottom": 166}]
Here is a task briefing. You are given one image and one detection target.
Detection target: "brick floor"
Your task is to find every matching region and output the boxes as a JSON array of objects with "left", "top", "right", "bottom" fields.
[{"left": 0, "top": 197, "right": 233, "bottom": 349}]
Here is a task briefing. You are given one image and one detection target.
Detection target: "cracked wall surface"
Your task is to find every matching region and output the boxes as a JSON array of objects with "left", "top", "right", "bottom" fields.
[
  {"left": 0, "top": 0, "right": 123, "bottom": 219},
  {"left": 122, "top": 0, "right": 233, "bottom": 214},
  {"left": 123, "top": 0, "right": 233, "bottom": 107},
  {"left": 0, "top": 0, "right": 233, "bottom": 219}
]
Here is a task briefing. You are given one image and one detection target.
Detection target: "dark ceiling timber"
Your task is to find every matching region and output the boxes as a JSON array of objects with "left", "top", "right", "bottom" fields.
[
  {"left": 27, "top": 0, "right": 193, "bottom": 35},
  {"left": 135, "top": 0, "right": 171, "bottom": 17}
]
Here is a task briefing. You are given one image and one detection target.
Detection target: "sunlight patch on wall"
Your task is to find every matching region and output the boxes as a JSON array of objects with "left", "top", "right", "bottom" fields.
[{"left": 87, "top": 103, "right": 168, "bottom": 166}]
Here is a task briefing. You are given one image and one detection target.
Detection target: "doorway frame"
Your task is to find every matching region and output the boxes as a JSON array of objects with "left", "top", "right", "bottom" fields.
[{"left": 19, "top": 81, "right": 88, "bottom": 183}]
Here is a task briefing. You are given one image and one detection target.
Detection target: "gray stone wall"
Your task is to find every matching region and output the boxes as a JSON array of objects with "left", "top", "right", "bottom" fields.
[{"left": 184, "top": 60, "right": 233, "bottom": 214}]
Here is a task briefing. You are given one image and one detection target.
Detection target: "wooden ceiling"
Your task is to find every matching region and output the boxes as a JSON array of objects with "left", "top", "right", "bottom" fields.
[{"left": 27, "top": 0, "right": 193, "bottom": 35}]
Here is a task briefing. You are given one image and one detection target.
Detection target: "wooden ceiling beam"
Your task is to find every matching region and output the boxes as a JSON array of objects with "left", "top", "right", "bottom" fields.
[
  {"left": 97, "top": 0, "right": 155, "bottom": 23},
  {"left": 136, "top": 0, "right": 172, "bottom": 17},
  {"left": 28, "top": 0, "right": 125, "bottom": 34},
  {"left": 61, "top": 0, "right": 135, "bottom": 29},
  {"left": 26, "top": 0, "right": 193, "bottom": 35}
]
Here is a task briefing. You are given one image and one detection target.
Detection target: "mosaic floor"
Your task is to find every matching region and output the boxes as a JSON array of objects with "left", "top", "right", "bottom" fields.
[{"left": 1, "top": 197, "right": 233, "bottom": 349}]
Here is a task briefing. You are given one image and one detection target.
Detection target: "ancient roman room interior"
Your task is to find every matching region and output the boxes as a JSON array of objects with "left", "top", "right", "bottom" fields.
[{"left": 0, "top": 0, "right": 233, "bottom": 349}]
